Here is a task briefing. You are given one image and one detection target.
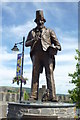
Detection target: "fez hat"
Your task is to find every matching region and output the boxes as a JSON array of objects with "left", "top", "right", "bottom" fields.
[{"left": 34, "top": 10, "right": 46, "bottom": 23}]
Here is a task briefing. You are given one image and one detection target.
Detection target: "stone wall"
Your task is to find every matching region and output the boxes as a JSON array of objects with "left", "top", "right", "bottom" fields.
[
  {"left": 7, "top": 102, "right": 76, "bottom": 120},
  {"left": 39, "top": 85, "right": 70, "bottom": 102},
  {"left": 0, "top": 91, "right": 70, "bottom": 103},
  {"left": 0, "top": 85, "right": 70, "bottom": 103},
  {"left": 0, "top": 87, "right": 71, "bottom": 119},
  {"left": 0, "top": 101, "right": 8, "bottom": 119},
  {"left": 0, "top": 92, "right": 19, "bottom": 102},
  {"left": 0, "top": 92, "right": 19, "bottom": 119}
]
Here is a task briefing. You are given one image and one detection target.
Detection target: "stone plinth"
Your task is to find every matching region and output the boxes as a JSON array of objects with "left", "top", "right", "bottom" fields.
[{"left": 7, "top": 102, "right": 76, "bottom": 120}]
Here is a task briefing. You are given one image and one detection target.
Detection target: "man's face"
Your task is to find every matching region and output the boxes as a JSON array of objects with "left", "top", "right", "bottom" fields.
[{"left": 36, "top": 19, "right": 44, "bottom": 29}]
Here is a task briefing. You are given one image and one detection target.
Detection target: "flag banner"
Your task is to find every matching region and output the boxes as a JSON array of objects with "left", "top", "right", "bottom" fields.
[{"left": 16, "top": 53, "right": 22, "bottom": 77}]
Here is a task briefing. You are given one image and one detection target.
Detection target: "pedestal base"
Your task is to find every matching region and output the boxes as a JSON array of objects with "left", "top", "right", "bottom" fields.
[{"left": 7, "top": 101, "right": 76, "bottom": 120}]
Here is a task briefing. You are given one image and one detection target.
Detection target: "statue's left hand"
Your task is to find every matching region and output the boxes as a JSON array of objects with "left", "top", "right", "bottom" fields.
[
  {"left": 55, "top": 46, "right": 61, "bottom": 51},
  {"left": 38, "top": 36, "right": 41, "bottom": 41}
]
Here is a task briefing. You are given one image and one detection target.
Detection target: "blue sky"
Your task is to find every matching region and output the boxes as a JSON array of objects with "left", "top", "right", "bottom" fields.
[{"left": 0, "top": 1, "right": 78, "bottom": 94}]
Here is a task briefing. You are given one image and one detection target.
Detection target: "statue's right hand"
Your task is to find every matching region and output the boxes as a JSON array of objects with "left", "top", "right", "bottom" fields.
[
  {"left": 34, "top": 36, "right": 41, "bottom": 41},
  {"left": 25, "top": 39, "right": 35, "bottom": 47}
]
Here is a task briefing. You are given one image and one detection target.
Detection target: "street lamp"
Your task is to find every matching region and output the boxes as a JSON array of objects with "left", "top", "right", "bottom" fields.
[{"left": 11, "top": 36, "right": 25, "bottom": 102}]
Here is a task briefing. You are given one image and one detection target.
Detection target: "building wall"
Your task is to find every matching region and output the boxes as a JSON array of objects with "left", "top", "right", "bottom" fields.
[
  {"left": 0, "top": 86, "right": 70, "bottom": 103},
  {"left": 38, "top": 85, "right": 70, "bottom": 102},
  {"left": 0, "top": 92, "right": 19, "bottom": 102}
]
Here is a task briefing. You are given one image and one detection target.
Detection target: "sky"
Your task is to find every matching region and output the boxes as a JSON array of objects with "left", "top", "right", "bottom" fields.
[{"left": 0, "top": 1, "right": 79, "bottom": 94}]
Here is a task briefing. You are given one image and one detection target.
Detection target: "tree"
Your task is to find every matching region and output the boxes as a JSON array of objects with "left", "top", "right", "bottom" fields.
[
  {"left": 68, "top": 49, "right": 80, "bottom": 108},
  {"left": 24, "top": 91, "right": 29, "bottom": 100}
]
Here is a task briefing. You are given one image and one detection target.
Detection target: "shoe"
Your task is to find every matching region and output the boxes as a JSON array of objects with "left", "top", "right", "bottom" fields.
[
  {"left": 48, "top": 98, "right": 58, "bottom": 102},
  {"left": 51, "top": 99, "right": 57, "bottom": 102},
  {"left": 28, "top": 97, "right": 38, "bottom": 102}
]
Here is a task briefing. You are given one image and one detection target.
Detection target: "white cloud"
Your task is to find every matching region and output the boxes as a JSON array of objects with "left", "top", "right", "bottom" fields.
[
  {"left": 79, "top": 42, "right": 80, "bottom": 51},
  {"left": 54, "top": 63, "right": 76, "bottom": 94},
  {"left": 54, "top": 27, "right": 78, "bottom": 51},
  {"left": 0, "top": 47, "right": 17, "bottom": 63},
  {"left": 39, "top": 63, "right": 76, "bottom": 94},
  {"left": 2, "top": 20, "right": 78, "bottom": 71},
  {"left": 24, "top": 50, "right": 76, "bottom": 66},
  {"left": 0, "top": 2, "right": 2, "bottom": 46},
  {"left": 0, "top": 45, "right": 77, "bottom": 93},
  {"left": 0, "top": 28, "right": 1, "bottom": 38},
  {"left": 1, "top": 2, "right": 78, "bottom": 94},
  {"left": 0, "top": 64, "right": 16, "bottom": 86},
  {"left": 2, "top": 21, "right": 36, "bottom": 44},
  {"left": 1, "top": 23, "right": 77, "bottom": 94},
  {"left": 23, "top": 63, "right": 76, "bottom": 94},
  {"left": 0, "top": 27, "right": 2, "bottom": 33},
  {"left": 1, "top": 0, "right": 79, "bottom": 2},
  {"left": 0, "top": 46, "right": 32, "bottom": 67},
  {"left": 33, "top": 1, "right": 78, "bottom": 24},
  {"left": 0, "top": 47, "right": 31, "bottom": 87},
  {"left": 56, "top": 53, "right": 76, "bottom": 62},
  {"left": 2, "top": 2, "right": 17, "bottom": 18},
  {"left": 33, "top": 2, "right": 65, "bottom": 20},
  {"left": 10, "top": 21, "right": 35, "bottom": 37},
  {"left": 0, "top": 62, "right": 32, "bottom": 88}
]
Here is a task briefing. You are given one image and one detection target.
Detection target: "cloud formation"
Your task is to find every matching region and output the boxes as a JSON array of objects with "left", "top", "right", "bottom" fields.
[
  {"left": 0, "top": 2, "right": 78, "bottom": 94},
  {"left": 1, "top": 0, "right": 79, "bottom": 2}
]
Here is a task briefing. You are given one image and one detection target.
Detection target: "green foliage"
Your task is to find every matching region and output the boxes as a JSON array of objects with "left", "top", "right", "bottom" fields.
[
  {"left": 7, "top": 89, "right": 17, "bottom": 93},
  {"left": 68, "top": 49, "right": 80, "bottom": 108},
  {"left": 24, "top": 91, "right": 29, "bottom": 100}
]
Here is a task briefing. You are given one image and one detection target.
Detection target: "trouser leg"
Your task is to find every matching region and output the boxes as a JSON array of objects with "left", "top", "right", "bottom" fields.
[
  {"left": 45, "top": 58, "right": 56, "bottom": 100},
  {"left": 31, "top": 55, "right": 40, "bottom": 100}
]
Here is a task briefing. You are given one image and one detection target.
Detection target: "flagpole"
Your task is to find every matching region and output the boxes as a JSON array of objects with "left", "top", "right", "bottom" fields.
[
  {"left": 20, "top": 37, "right": 25, "bottom": 102},
  {"left": 11, "top": 36, "right": 25, "bottom": 103}
]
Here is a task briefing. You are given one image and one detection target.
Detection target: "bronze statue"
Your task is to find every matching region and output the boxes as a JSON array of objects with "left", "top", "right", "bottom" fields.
[{"left": 25, "top": 10, "right": 61, "bottom": 101}]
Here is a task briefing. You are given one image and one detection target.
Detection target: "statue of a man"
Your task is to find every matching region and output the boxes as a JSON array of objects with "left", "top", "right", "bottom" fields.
[{"left": 25, "top": 10, "right": 61, "bottom": 101}]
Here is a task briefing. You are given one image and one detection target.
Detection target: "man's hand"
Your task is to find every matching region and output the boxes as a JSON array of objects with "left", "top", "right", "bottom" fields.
[
  {"left": 53, "top": 46, "right": 61, "bottom": 51},
  {"left": 38, "top": 36, "right": 41, "bottom": 41},
  {"left": 35, "top": 36, "right": 41, "bottom": 41},
  {"left": 55, "top": 46, "right": 61, "bottom": 51}
]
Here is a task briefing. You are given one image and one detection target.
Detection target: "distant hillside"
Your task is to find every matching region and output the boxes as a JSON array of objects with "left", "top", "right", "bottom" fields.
[
  {"left": 0, "top": 86, "right": 69, "bottom": 96},
  {"left": 0, "top": 86, "right": 31, "bottom": 93}
]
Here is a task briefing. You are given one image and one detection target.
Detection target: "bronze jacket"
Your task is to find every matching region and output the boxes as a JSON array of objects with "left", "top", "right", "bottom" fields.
[
  {"left": 25, "top": 26, "right": 61, "bottom": 72},
  {"left": 25, "top": 26, "right": 61, "bottom": 54}
]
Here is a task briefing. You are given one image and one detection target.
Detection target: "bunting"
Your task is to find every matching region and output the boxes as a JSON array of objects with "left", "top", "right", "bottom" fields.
[{"left": 16, "top": 53, "right": 22, "bottom": 77}]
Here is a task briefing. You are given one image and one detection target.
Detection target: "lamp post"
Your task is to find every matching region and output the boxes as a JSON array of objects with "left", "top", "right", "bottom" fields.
[{"left": 11, "top": 37, "right": 25, "bottom": 102}]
